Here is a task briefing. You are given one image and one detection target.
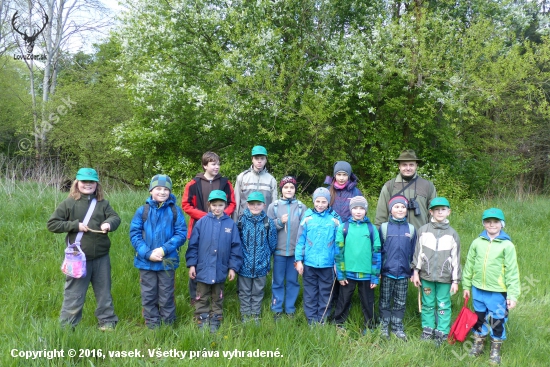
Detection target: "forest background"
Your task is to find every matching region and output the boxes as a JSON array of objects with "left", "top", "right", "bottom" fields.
[{"left": 2, "top": 0, "right": 550, "bottom": 202}]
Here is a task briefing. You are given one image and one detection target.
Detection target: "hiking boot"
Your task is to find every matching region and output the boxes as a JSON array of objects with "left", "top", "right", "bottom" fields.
[
  {"left": 420, "top": 327, "right": 434, "bottom": 341},
  {"left": 197, "top": 313, "right": 209, "bottom": 330},
  {"left": 469, "top": 334, "right": 486, "bottom": 357},
  {"left": 392, "top": 330, "right": 408, "bottom": 341},
  {"left": 434, "top": 330, "right": 447, "bottom": 347},
  {"left": 252, "top": 314, "right": 260, "bottom": 325},
  {"left": 489, "top": 338, "right": 503, "bottom": 365},
  {"left": 210, "top": 314, "right": 222, "bottom": 333},
  {"left": 273, "top": 312, "right": 283, "bottom": 322},
  {"left": 380, "top": 318, "right": 390, "bottom": 340}
]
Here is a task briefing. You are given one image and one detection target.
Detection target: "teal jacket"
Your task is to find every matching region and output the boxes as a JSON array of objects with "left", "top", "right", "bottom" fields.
[
  {"left": 462, "top": 230, "right": 520, "bottom": 302},
  {"left": 335, "top": 217, "right": 381, "bottom": 283}
]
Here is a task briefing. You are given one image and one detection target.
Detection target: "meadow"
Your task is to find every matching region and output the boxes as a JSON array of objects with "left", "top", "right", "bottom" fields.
[{"left": 0, "top": 182, "right": 548, "bottom": 366}]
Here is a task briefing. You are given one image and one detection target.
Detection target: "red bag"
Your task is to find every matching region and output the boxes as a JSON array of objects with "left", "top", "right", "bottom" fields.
[{"left": 448, "top": 296, "right": 478, "bottom": 344}]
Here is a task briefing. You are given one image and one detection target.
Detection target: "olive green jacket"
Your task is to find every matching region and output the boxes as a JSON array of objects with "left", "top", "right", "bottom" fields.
[
  {"left": 375, "top": 173, "right": 436, "bottom": 230},
  {"left": 47, "top": 194, "right": 121, "bottom": 260}
]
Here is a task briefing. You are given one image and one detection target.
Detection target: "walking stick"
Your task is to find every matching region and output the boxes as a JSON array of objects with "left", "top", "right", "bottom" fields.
[{"left": 418, "top": 286, "right": 422, "bottom": 313}]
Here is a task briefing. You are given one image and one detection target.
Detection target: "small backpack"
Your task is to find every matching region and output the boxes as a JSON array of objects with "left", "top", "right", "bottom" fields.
[
  {"left": 448, "top": 296, "right": 478, "bottom": 344},
  {"left": 237, "top": 215, "right": 271, "bottom": 239},
  {"left": 380, "top": 222, "right": 415, "bottom": 242}
]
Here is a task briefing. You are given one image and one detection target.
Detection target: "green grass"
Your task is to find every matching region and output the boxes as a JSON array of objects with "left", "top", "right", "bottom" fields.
[{"left": 1, "top": 182, "right": 548, "bottom": 366}]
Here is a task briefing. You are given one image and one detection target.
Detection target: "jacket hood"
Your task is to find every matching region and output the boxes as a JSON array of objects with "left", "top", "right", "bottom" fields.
[
  {"left": 196, "top": 172, "right": 222, "bottom": 181},
  {"left": 323, "top": 172, "right": 359, "bottom": 190},
  {"left": 479, "top": 229, "right": 511, "bottom": 242},
  {"left": 429, "top": 218, "right": 450, "bottom": 230},
  {"left": 146, "top": 193, "right": 177, "bottom": 206},
  {"left": 242, "top": 208, "right": 267, "bottom": 221}
]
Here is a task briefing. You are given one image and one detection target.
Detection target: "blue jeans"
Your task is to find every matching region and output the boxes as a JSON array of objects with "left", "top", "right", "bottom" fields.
[{"left": 271, "top": 255, "right": 300, "bottom": 314}]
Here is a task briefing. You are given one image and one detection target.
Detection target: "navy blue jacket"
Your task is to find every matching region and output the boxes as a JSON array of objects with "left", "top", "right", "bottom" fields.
[
  {"left": 129, "top": 194, "right": 187, "bottom": 271},
  {"left": 186, "top": 213, "right": 243, "bottom": 284},
  {"left": 380, "top": 219, "right": 417, "bottom": 278}
]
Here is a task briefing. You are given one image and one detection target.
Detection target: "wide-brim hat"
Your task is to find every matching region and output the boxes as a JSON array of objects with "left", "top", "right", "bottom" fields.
[{"left": 394, "top": 149, "right": 422, "bottom": 162}]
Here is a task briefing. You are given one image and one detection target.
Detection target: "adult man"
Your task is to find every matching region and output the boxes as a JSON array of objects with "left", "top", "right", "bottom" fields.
[{"left": 375, "top": 150, "right": 437, "bottom": 230}]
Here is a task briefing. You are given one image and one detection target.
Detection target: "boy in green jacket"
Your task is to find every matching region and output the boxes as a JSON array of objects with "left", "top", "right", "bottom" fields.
[
  {"left": 462, "top": 208, "right": 520, "bottom": 366},
  {"left": 412, "top": 197, "right": 461, "bottom": 345}
]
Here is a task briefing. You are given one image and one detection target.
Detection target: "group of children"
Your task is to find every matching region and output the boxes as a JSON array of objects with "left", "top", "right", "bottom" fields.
[{"left": 47, "top": 148, "right": 520, "bottom": 366}]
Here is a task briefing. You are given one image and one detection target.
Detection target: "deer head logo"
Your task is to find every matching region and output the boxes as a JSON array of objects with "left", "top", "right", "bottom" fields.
[{"left": 11, "top": 8, "right": 49, "bottom": 55}]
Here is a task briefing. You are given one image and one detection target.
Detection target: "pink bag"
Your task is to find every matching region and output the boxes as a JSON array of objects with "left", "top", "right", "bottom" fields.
[
  {"left": 61, "top": 243, "right": 86, "bottom": 278},
  {"left": 60, "top": 198, "right": 96, "bottom": 278}
]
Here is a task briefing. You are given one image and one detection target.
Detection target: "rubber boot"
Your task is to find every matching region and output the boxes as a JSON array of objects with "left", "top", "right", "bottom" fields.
[
  {"left": 210, "top": 314, "right": 222, "bottom": 333},
  {"left": 380, "top": 318, "right": 390, "bottom": 340},
  {"left": 420, "top": 327, "right": 434, "bottom": 341},
  {"left": 196, "top": 313, "right": 209, "bottom": 331},
  {"left": 489, "top": 338, "right": 503, "bottom": 365},
  {"left": 469, "top": 334, "right": 486, "bottom": 357}
]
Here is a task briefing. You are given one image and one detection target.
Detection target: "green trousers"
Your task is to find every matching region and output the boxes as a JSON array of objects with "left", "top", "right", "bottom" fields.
[{"left": 420, "top": 279, "right": 452, "bottom": 334}]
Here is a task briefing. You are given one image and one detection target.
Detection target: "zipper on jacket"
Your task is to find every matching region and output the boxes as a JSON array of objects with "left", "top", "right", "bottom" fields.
[
  {"left": 433, "top": 228, "right": 440, "bottom": 282},
  {"left": 286, "top": 204, "right": 291, "bottom": 256},
  {"left": 252, "top": 222, "right": 257, "bottom": 277},
  {"left": 482, "top": 240, "right": 492, "bottom": 288}
]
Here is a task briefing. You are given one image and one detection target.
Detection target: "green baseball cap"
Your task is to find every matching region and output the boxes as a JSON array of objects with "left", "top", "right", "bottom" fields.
[
  {"left": 482, "top": 208, "right": 505, "bottom": 221},
  {"left": 251, "top": 145, "right": 268, "bottom": 156},
  {"left": 429, "top": 197, "right": 450, "bottom": 209},
  {"left": 247, "top": 191, "right": 265, "bottom": 203},
  {"left": 208, "top": 190, "right": 227, "bottom": 202},
  {"left": 76, "top": 168, "right": 99, "bottom": 182}
]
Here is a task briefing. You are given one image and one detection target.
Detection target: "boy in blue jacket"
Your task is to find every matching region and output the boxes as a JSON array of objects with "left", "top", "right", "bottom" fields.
[
  {"left": 378, "top": 195, "right": 416, "bottom": 340},
  {"left": 237, "top": 191, "right": 277, "bottom": 323},
  {"left": 129, "top": 175, "right": 187, "bottom": 329},
  {"left": 295, "top": 187, "right": 341, "bottom": 325},
  {"left": 186, "top": 190, "right": 242, "bottom": 332}
]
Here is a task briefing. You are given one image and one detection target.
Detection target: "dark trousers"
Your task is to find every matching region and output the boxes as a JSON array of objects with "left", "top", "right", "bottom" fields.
[
  {"left": 302, "top": 266, "right": 334, "bottom": 323},
  {"left": 333, "top": 279, "right": 375, "bottom": 327},
  {"left": 139, "top": 269, "right": 176, "bottom": 328},
  {"left": 195, "top": 282, "right": 225, "bottom": 317},
  {"left": 60, "top": 254, "right": 118, "bottom": 327}
]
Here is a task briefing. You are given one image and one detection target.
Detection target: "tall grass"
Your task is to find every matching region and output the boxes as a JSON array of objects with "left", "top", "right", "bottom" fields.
[{"left": 0, "top": 182, "right": 548, "bottom": 366}]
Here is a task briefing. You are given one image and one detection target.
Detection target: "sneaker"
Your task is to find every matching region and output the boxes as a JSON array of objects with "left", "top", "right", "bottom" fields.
[
  {"left": 335, "top": 324, "right": 346, "bottom": 332},
  {"left": 392, "top": 330, "right": 408, "bottom": 341},
  {"left": 98, "top": 323, "right": 115, "bottom": 331},
  {"left": 434, "top": 330, "right": 447, "bottom": 347},
  {"left": 273, "top": 312, "right": 283, "bottom": 322},
  {"left": 286, "top": 313, "right": 295, "bottom": 319}
]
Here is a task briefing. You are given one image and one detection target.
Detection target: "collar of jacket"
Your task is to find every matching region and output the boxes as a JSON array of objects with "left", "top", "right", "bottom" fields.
[
  {"left": 207, "top": 211, "right": 228, "bottom": 220},
  {"left": 280, "top": 198, "right": 297, "bottom": 204},
  {"left": 429, "top": 218, "right": 450, "bottom": 230},
  {"left": 479, "top": 229, "right": 511, "bottom": 242},
  {"left": 348, "top": 216, "right": 371, "bottom": 225},
  {"left": 389, "top": 216, "right": 407, "bottom": 224},
  {"left": 323, "top": 173, "right": 359, "bottom": 190},
  {"left": 249, "top": 165, "right": 268, "bottom": 175}
]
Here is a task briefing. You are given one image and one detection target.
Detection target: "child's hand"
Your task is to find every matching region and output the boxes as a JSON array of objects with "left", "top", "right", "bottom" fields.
[
  {"left": 228, "top": 269, "right": 235, "bottom": 281},
  {"left": 149, "top": 248, "right": 164, "bottom": 262},
  {"left": 339, "top": 279, "right": 348, "bottom": 286},
  {"left": 412, "top": 272, "right": 421, "bottom": 287},
  {"left": 450, "top": 283, "right": 458, "bottom": 295},
  {"left": 370, "top": 283, "right": 377, "bottom": 289},
  {"left": 189, "top": 266, "right": 196, "bottom": 279},
  {"left": 332, "top": 218, "right": 340, "bottom": 227},
  {"left": 281, "top": 214, "right": 289, "bottom": 224},
  {"left": 100, "top": 223, "right": 111, "bottom": 232},
  {"left": 78, "top": 223, "right": 88, "bottom": 232},
  {"left": 507, "top": 299, "right": 517, "bottom": 309},
  {"left": 295, "top": 261, "right": 304, "bottom": 275},
  {"left": 463, "top": 289, "right": 470, "bottom": 299}
]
